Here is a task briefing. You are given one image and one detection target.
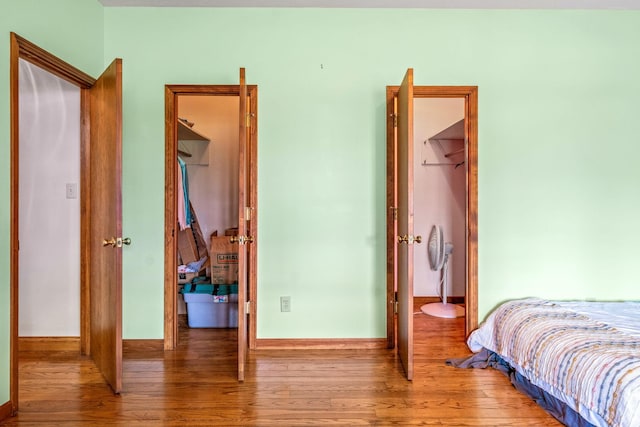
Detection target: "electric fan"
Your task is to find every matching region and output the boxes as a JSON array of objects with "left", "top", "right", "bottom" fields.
[{"left": 421, "top": 225, "right": 465, "bottom": 318}]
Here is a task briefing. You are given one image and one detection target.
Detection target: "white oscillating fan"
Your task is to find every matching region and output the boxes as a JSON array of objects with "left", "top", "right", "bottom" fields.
[{"left": 421, "top": 225, "right": 465, "bottom": 318}]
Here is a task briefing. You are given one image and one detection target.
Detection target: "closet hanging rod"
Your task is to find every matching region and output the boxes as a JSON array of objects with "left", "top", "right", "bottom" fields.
[
  {"left": 177, "top": 149, "right": 192, "bottom": 158},
  {"left": 444, "top": 147, "right": 465, "bottom": 158},
  {"left": 422, "top": 160, "right": 466, "bottom": 168},
  {"left": 422, "top": 161, "right": 456, "bottom": 166}
]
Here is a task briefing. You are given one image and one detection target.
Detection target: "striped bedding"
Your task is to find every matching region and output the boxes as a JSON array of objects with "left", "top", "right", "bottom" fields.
[{"left": 467, "top": 298, "right": 640, "bottom": 427}]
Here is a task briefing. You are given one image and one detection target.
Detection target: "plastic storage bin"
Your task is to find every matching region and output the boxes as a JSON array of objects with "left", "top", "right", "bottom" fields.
[{"left": 182, "top": 283, "right": 238, "bottom": 328}]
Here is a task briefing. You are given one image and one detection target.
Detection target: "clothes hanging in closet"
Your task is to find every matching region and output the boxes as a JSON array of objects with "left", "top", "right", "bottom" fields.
[{"left": 177, "top": 157, "right": 192, "bottom": 230}]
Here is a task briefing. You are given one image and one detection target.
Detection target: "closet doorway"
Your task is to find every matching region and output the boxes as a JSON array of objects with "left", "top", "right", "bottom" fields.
[
  {"left": 164, "top": 70, "right": 258, "bottom": 381},
  {"left": 386, "top": 69, "right": 478, "bottom": 380}
]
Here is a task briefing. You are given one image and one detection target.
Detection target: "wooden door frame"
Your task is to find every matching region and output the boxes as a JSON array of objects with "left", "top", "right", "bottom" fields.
[
  {"left": 164, "top": 84, "right": 258, "bottom": 350},
  {"left": 9, "top": 32, "right": 96, "bottom": 414},
  {"left": 386, "top": 85, "right": 478, "bottom": 347}
]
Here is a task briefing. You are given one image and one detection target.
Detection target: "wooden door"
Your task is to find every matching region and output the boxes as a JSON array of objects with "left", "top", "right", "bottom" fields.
[
  {"left": 396, "top": 69, "right": 414, "bottom": 380},
  {"left": 88, "top": 58, "right": 123, "bottom": 394},
  {"left": 237, "top": 68, "right": 250, "bottom": 381}
]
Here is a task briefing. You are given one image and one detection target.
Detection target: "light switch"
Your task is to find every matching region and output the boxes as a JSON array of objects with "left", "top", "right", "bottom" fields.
[{"left": 66, "top": 183, "right": 78, "bottom": 199}]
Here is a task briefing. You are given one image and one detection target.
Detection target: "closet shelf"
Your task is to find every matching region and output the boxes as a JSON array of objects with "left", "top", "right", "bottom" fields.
[
  {"left": 178, "top": 120, "right": 209, "bottom": 142},
  {"left": 428, "top": 119, "right": 465, "bottom": 158},
  {"left": 177, "top": 119, "right": 210, "bottom": 165}
]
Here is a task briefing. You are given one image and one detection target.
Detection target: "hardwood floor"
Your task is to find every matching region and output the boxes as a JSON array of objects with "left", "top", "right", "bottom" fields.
[{"left": 5, "top": 311, "right": 562, "bottom": 426}]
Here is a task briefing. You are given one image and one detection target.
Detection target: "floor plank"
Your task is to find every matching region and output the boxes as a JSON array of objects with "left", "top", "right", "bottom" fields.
[{"left": 5, "top": 311, "right": 562, "bottom": 426}]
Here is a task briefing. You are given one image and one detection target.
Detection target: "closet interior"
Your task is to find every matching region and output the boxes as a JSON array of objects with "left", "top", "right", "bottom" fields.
[
  {"left": 176, "top": 95, "right": 240, "bottom": 330},
  {"left": 414, "top": 98, "right": 466, "bottom": 317}
]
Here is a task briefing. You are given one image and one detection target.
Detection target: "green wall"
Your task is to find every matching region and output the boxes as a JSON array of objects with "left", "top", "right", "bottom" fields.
[
  {"left": 3, "top": 2, "right": 640, "bottom": 408},
  {"left": 103, "top": 7, "right": 640, "bottom": 341},
  {"left": 0, "top": 0, "right": 104, "bottom": 408}
]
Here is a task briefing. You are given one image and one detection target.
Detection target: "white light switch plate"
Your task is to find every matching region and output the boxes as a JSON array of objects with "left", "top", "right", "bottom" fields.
[{"left": 66, "top": 183, "right": 78, "bottom": 199}]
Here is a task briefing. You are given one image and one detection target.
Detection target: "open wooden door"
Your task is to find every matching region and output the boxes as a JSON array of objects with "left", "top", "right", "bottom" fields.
[
  {"left": 396, "top": 69, "right": 415, "bottom": 380},
  {"left": 10, "top": 34, "right": 125, "bottom": 411},
  {"left": 88, "top": 58, "right": 124, "bottom": 394},
  {"left": 387, "top": 83, "right": 479, "bottom": 349},
  {"left": 236, "top": 68, "right": 251, "bottom": 381}
]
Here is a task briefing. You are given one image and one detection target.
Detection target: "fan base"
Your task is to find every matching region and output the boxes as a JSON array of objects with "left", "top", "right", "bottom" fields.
[{"left": 420, "top": 303, "right": 465, "bottom": 319}]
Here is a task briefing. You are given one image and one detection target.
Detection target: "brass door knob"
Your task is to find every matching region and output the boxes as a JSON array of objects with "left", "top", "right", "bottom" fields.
[
  {"left": 229, "top": 235, "right": 254, "bottom": 245},
  {"left": 102, "top": 237, "right": 131, "bottom": 248},
  {"left": 103, "top": 237, "right": 117, "bottom": 247},
  {"left": 397, "top": 235, "right": 422, "bottom": 244}
]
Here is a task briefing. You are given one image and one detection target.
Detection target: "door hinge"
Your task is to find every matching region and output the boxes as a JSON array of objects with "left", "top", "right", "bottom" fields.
[
  {"left": 245, "top": 206, "right": 252, "bottom": 221},
  {"left": 391, "top": 113, "right": 397, "bottom": 128},
  {"left": 391, "top": 206, "right": 397, "bottom": 221},
  {"left": 245, "top": 301, "right": 251, "bottom": 314},
  {"left": 393, "top": 292, "right": 398, "bottom": 314},
  {"left": 246, "top": 113, "right": 251, "bottom": 128}
]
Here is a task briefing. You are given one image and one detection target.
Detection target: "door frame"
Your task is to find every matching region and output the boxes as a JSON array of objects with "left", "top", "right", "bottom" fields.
[
  {"left": 9, "top": 33, "right": 96, "bottom": 413},
  {"left": 386, "top": 85, "right": 478, "bottom": 347},
  {"left": 163, "top": 84, "right": 258, "bottom": 350}
]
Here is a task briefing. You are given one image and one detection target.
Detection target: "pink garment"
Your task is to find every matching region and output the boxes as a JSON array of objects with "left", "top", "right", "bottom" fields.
[{"left": 177, "top": 161, "right": 189, "bottom": 230}]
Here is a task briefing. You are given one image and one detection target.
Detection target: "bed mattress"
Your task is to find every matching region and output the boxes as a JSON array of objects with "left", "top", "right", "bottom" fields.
[{"left": 467, "top": 298, "right": 640, "bottom": 427}]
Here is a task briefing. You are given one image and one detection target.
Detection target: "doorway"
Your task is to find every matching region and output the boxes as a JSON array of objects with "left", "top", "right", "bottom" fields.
[
  {"left": 386, "top": 70, "right": 478, "bottom": 380},
  {"left": 17, "top": 57, "right": 82, "bottom": 344},
  {"left": 414, "top": 98, "right": 467, "bottom": 317},
  {"left": 10, "top": 33, "right": 124, "bottom": 412},
  {"left": 164, "top": 76, "right": 258, "bottom": 381}
]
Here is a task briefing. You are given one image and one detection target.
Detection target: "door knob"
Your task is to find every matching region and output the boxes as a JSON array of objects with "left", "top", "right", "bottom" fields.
[
  {"left": 103, "top": 237, "right": 117, "bottom": 247},
  {"left": 102, "top": 237, "right": 132, "bottom": 248},
  {"left": 229, "top": 235, "right": 254, "bottom": 245},
  {"left": 397, "top": 235, "right": 422, "bottom": 244}
]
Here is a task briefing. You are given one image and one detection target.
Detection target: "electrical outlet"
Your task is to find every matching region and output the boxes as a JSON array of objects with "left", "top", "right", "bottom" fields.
[{"left": 280, "top": 296, "right": 291, "bottom": 312}]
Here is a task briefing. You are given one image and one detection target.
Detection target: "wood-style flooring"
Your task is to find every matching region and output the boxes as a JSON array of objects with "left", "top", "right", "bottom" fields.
[{"left": 4, "top": 308, "right": 562, "bottom": 426}]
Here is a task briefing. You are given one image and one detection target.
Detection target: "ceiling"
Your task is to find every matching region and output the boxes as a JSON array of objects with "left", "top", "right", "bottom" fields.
[{"left": 97, "top": 0, "right": 640, "bottom": 9}]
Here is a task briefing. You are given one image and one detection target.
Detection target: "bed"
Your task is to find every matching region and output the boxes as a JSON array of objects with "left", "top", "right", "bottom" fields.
[{"left": 449, "top": 298, "right": 640, "bottom": 427}]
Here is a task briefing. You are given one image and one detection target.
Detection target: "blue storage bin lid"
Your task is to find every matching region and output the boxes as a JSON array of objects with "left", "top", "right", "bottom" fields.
[{"left": 181, "top": 282, "right": 238, "bottom": 295}]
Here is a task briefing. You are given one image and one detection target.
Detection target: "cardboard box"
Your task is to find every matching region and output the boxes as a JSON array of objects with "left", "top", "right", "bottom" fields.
[
  {"left": 210, "top": 236, "right": 238, "bottom": 284},
  {"left": 178, "top": 272, "right": 197, "bottom": 284},
  {"left": 177, "top": 284, "right": 187, "bottom": 315},
  {"left": 177, "top": 228, "right": 198, "bottom": 264}
]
